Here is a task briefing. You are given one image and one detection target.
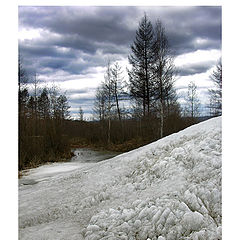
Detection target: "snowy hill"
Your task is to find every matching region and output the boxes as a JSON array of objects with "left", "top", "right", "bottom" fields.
[{"left": 19, "top": 117, "right": 222, "bottom": 240}]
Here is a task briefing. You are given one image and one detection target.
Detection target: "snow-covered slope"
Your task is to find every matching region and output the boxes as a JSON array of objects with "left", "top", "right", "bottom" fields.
[{"left": 19, "top": 117, "right": 222, "bottom": 240}]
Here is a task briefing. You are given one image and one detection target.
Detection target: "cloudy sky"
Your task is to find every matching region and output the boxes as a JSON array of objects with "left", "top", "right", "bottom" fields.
[{"left": 18, "top": 6, "right": 222, "bottom": 119}]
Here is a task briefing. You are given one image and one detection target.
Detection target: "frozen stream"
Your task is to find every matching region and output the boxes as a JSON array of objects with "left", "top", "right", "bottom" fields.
[{"left": 19, "top": 148, "right": 120, "bottom": 186}]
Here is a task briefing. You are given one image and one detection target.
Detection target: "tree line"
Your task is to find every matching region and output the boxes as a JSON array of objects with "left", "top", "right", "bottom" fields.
[
  {"left": 18, "top": 13, "right": 222, "bottom": 170},
  {"left": 91, "top": 14, "right": 180, "bottom": 144},
  {"left": 90, "top": 14, "right": 222, "bottom": 146},
  {"left": 18, "top": 59, "right": 72, "bottom": 170}
]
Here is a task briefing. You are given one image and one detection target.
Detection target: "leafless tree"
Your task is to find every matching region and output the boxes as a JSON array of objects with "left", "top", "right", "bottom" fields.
[
  {"left": 111, "top": 62, "right": 125, "bottom": 122},
  {"left": 93, "top": 85, "right": 107, "bottom": 121},
  {"left": 184, "top": 81, "right": 200, "bottom": 118},
  {"left": 208, "top": 59, "right": 222, "bottom": 116},
  {"left": 79, "top": 106, "right": 84, "bottom": 121},
  {"left": 104, "top": 61, "right": 115, "bottom": 144},
  {"left": 153, "top": 20, "right": 177, "bottom": 138}
]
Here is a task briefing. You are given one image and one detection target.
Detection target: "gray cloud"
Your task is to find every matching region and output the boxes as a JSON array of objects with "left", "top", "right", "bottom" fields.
[
  {"left": 18, "top": 6, "right": 221, "bottom": 117},
  {"left": 19, "top": 6, "right": 221, "bottom": 74},
  {"left": 177, "top": 61, "right": 215, "bottom": 76},
  {"left": 19, "top": 6, "right": 137, "bottom": 53},
  {"left": 159, "top": 7, "right": 222, "bottom": 55}
]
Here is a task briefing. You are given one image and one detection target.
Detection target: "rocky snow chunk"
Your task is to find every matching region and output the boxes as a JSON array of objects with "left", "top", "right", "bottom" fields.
[{"left": 19, "top": 117, "right": 222, "bottom": 240}]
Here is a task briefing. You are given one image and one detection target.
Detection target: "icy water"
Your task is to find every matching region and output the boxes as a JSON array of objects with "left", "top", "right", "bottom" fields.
[
  {"left": 19, "top": 148, "right": 121, "bottom": 186},
  {"left": 71, "top": 148, "right": 120, "bottom": 163}
]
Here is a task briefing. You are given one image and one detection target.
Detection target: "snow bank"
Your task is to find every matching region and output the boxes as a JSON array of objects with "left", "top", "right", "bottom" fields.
[{"left": 19, "top": 117, "right": 222, "bottom": 240}]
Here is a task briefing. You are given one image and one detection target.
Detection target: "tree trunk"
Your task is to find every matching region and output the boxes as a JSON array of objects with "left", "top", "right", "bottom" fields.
[
  {"left": 114, "top": 83, "right": 121, "bottom": 122},
  {"left": 108, "top": 117, "right": 111, "bottom": 144},
  {"left": 159, "top": 100, "right": 163, "bottom": 139}
]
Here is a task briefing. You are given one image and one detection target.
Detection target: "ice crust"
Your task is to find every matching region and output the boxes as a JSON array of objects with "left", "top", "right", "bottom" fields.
[{"left": 19, "top": 117, "right": 222, "bottom": 240}]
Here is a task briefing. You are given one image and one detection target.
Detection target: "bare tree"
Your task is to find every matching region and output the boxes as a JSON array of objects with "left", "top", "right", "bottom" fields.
[
  {"left": 208, "top": 59, "right": 222, "bottom": 116},
  {"left": 93, "top": 85, "right": 107, "bottom": 121},
  {"left": 37, "top": 88, "right": 50, "bottom": 120},
  {"left": 153, "top": 20, "right": 177, "bottom": 138},
  {"left": 184, "top": 81, "right": 200, "bottom": 118},
  {"left": 79, "top": 106, "right": 84, "bottom": 121},
  {"left": 18, "top": 55, "right": 28, "bottom": 91},
  {"left": 104, "top": 61, "right": 114, "bottom": 144},
  {"left": 111, "top": 62, "right": 125, "bottom": 122},
  {"left": 48, "top": 84, "right": 60, "bottom": 119},
  {"left": 18, "top": 55, "right": 29, "bottom": 120},
  {"left": 27, "top": 71, "right": 40, "bottom": 135}
]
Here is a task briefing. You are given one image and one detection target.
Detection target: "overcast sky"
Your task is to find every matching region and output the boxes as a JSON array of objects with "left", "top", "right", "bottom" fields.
[{"left": 18, "top": 6, "right": 222, "bottom": 119}]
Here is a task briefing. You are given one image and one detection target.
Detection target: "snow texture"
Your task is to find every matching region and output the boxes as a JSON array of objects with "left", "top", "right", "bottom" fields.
[{"left": 19, "top": 117, "right": 222, "bottom": 240}]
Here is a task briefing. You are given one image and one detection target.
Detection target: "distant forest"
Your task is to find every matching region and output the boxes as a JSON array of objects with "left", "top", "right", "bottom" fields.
[{"left": 18, "top": 14, "right": 222, "bottom": 171}]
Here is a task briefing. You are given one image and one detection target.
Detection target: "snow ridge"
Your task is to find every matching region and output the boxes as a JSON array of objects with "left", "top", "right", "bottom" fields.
[
  {"left": 83, "top": 118, "right": 221, "bottom": 239},
  {"left": 19, "top": 117, "right": 222, "bottom": 240}
]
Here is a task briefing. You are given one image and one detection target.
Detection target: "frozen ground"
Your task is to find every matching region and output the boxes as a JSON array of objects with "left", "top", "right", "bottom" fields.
[
  {"left": 19, "top": 148, "right": 119, "bottom": 186},
  {"left": 19, "top": 117, "right": 222, "bottom": 240}
]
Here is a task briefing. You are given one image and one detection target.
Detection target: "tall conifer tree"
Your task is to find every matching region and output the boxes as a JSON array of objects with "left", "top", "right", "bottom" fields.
[{"left": 128, "top": 13, "right": 156, "bottom": 117}]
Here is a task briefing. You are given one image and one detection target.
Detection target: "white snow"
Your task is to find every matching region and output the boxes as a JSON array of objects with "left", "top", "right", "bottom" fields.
[
  {"left": 182, "top": 211, "right": 204, "bottom": 231},
  {"left": 19, "top": 161, "right": 95, "bottom": 185},
  {"left": 19, "top": 117, "right": 222, "bottom": 240}
]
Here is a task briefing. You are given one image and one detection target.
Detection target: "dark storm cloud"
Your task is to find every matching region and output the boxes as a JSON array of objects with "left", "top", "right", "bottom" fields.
[
  {"left": 133, "top": 6, "right": 221, "bottom": 55},
  {"left": 40, "top": 58, "right": 69, "bottom": 70},
  {"left": 154, "top": 6, "right": 222, "bottom": 55},
  {"left": 18, "top": 6, "right": 221, "bottom": 117},
  {"left": 19, "top": 6, "right": 221, "bottom": 76},
  {"left": 20, "top": 42, "right": 77, "bottom": 59},
  {"left": 19, "top": 6, "right": 137, "bottom": 52}
]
